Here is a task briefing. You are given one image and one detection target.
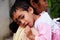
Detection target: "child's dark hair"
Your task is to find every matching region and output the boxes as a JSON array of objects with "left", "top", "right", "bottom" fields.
[
  {"left": 10, "top": 0, "right": 39, "bottom": 19},
  {"left": 10, "top": 1, "right": 29, "bottom": 19},
  {"left": 9, "top": 21, "right": 19, "bottom": 33}
]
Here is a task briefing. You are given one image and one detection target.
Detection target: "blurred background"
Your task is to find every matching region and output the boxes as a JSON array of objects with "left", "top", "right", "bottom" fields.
[
  {"left": 47, "top": 0, "right": 60, "bottom": 18},
  {"left": 0, "top": 0, "right": 60, "bottom": 40},
  {"left": 0, "top": 0, "right": 15, "bottom": 40}
]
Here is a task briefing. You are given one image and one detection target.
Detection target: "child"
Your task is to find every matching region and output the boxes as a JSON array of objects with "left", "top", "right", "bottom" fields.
[{"left": 10, "top": 0, "right": 51, "bottom": 40}]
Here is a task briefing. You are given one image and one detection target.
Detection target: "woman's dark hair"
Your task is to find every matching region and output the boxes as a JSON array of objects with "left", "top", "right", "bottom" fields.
[
  {"left": 9, "top": 21, "right": 19, "bottom": 33},
  {"left": 10, "top": 0, "right": 39, "bottom": 19}
]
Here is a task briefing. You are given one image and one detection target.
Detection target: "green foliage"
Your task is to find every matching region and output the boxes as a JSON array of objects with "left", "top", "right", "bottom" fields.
[
  {"left": 47, "top": 0, "right": 51, "bottom": 8},
  {"left": 47, "top": 0, "right": 60, "bottom": 18}
]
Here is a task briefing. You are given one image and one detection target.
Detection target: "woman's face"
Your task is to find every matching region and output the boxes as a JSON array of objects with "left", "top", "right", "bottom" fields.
[{"left": 13, "top": 8, "right": 34, "bottom": 27}]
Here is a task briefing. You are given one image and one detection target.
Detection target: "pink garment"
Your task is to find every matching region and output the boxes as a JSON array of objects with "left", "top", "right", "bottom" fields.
[
  {"left": 52, "top": 29, "right": 60, "bottom": 40},
  {"left": 34, "top": 22, "right": 51, "bottom": 40},
  {"left": 34, "top": 23, "right": 60, "bottom": 40},
  {"left": 52, "top": 22, "right": 60, "bottom": 40},
  {"left": 58, "top": 23, "right": 60, "bottom": 28},
  {"left": 34, "top": 11, "right": 60, "bottom": 40},
  {"left": 34, "top": 11, "right": 51, "bottom": 40}
]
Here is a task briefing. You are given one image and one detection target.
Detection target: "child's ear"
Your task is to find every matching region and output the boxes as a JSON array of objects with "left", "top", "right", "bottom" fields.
[{"left": 28, "top": 7, "right": 34, "bottom": 14}]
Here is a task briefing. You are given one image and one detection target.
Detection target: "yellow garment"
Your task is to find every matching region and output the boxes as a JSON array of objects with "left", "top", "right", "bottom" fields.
[{"left": 13, "top": 26, "right": 38, "bottom": 40}]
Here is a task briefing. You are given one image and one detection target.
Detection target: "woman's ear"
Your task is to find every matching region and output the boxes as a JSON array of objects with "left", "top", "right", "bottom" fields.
[{"left": 28, "top": 7, "right": 34, "bottom": 14}]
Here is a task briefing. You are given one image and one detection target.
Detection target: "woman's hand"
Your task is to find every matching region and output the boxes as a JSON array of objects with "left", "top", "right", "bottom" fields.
[{"left": 24, "top": 26, "right": 35, "bottom": 40}]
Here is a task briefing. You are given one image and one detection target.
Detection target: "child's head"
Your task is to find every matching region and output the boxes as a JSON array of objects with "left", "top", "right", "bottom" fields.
[
  {"left": 10, "top": 1, "right": 38, "bottom": 27},
  {"left": 30, "top": 0, "right": 48, "bottom": 14}
]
